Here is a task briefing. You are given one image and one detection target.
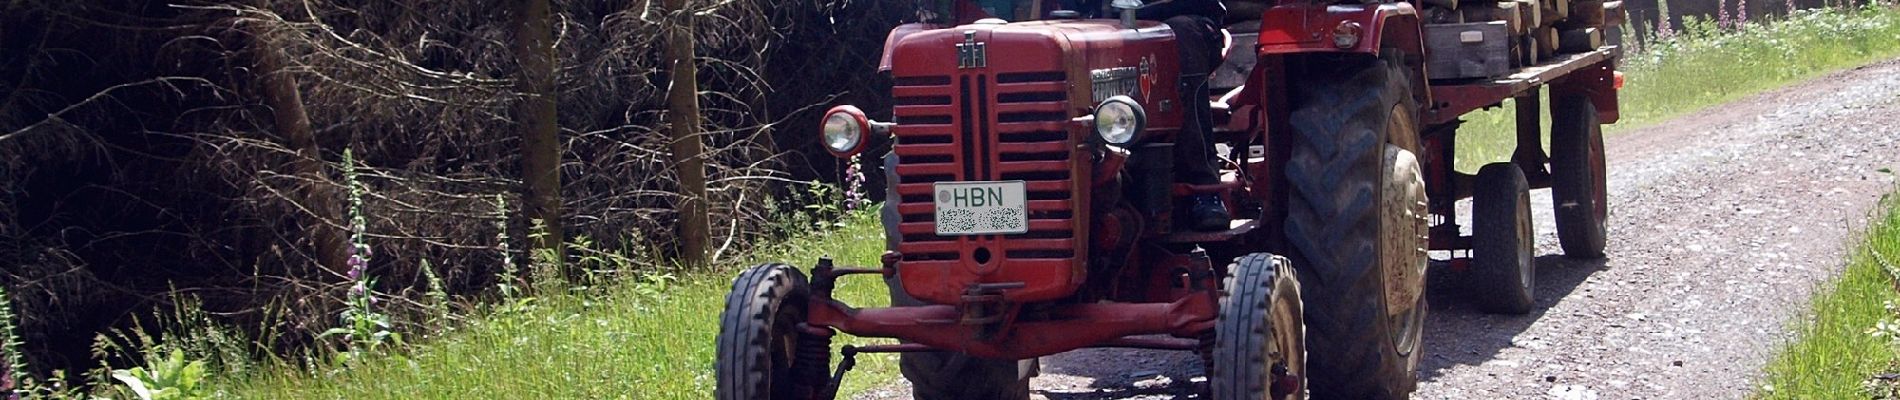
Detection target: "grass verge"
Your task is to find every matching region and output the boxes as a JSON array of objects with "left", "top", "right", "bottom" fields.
[
  {"left": 213, "top": 211, "right": 900, "bottom": 399},
  {"left": 1454, "top": 5, "right": 1900, "bottom": 172},
  {"left": 1757, "top": 192, "right": 1900, "bottom": 398}
]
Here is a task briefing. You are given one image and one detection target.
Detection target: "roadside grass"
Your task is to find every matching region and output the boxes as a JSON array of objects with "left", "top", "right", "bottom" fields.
[
  {"left": 1757, "top": 192, "right": 1900, "bottom": 399},
  {"left": 214, "top": 211, "right": 900, "bottom": 399},
  {"left": 1454, "top": 5, "right": 1900, "bottom": 172}
]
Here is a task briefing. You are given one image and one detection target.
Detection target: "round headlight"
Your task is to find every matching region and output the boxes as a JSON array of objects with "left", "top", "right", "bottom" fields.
[
  {"left": 821, "top": 105, "right": 870, "bottom": 157},
  {"left": 1094, "top": 96, "right": 1146, "bottom": 145}
]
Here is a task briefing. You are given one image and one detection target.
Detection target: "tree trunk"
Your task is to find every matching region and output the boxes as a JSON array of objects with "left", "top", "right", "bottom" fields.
[
  {"left": 512, "top": 0, "right": 564, "bottom": 265},
  {"left": 662, "top": 0, "right": 711, "bottom": 268},
  {"left": 248, "top": 7, "right": 346, "bottom": 273}
]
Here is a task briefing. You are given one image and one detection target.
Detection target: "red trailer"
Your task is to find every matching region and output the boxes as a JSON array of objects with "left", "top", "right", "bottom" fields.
[{"left": 714, "top": 1, "right": 1619, "bottom": 398}]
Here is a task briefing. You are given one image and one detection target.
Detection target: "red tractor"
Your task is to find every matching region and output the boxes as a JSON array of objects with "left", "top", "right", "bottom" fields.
[{"left": 714, "top": 0, "right": 1618, "bottom": 397}]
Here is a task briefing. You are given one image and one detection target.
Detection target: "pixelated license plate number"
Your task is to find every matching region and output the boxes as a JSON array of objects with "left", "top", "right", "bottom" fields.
[{"left": 932, "top": 181, "right": 1028, "bottom": 236}]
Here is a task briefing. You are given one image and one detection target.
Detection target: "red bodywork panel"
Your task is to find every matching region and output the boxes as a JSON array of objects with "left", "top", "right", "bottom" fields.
[
  {"left": 1254, "top": 2, "right": 1431, "bottom": 130},
  {"left": 1555, "top": 60, "right": 1622, "bottom": 123},
  {"left": 1257, "top": 3, "right": 1422, "bottom": 56},
  {"left": 884, "top": 20, "right": 1185, "bottom": 305}
]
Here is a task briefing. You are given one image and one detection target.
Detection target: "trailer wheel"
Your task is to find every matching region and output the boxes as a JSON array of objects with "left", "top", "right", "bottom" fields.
[
  {"left": 1211, "top": 253, "right": 1307, "bottom": 400},
  {"left": 1282, "top": 54, "right": 1427, "bottom": 400},
  {"left": 1550, "top": 94, "right": 1608, "bottom": 259},
  {"left": 1471, "top": 163, "right": 1537, "bottom": 314},
  {"left": 879, "top": 189, "right": 1035, "bottom": 400},
  {"left": 715, "top": 264, "right": 830, "bottom": 400}
]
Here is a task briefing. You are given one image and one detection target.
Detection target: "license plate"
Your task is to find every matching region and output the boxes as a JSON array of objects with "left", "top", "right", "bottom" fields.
[{"left": 933, "top": 181, "right": 1028, "bottom": 236}]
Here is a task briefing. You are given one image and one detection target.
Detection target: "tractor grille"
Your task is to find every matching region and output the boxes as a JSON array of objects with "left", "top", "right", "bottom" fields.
[{"left": 890, "top": 70, "right": 1080, "bottom": 273}]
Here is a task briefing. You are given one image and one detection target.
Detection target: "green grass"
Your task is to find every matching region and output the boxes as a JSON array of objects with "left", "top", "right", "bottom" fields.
[
  {"left": 213, "top": 212, "right": 900, "bottom": 399},
  {"left": 1454, "top": 5, "right": 1900, "bottom": 172},
  {"left": 1757, "top": 193, "right": 1900, "bottom": 399}
]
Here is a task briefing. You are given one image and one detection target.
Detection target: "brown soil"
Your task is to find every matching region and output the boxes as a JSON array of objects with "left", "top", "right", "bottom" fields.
[{"left": 853, "top": 57, "right": 1900, "bottom": 400}]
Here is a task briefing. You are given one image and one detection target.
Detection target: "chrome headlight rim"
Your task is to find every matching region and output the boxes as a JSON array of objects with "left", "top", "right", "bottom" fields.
[
  {"left": 821, "top": 105, "right": 871, "bottom": 158},
  {"left": 1093, "top": 95, "right": 1147, "bottom": 145}
]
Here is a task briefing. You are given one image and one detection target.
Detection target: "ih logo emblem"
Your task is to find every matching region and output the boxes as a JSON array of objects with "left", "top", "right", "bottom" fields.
[{"left": 957, "top": 30, "right": 986, "bottom": 69}]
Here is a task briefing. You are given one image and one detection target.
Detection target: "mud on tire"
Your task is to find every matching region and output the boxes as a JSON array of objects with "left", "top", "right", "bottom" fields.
[{"left": 1282, "top": 54, "right": 1428, "bottom": 399}]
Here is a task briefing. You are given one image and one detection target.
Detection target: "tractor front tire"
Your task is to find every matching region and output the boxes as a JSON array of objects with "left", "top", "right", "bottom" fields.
[
  {"left": 1211, "top": 253, "right": 1308, "bottom": 400},
  {"left": 1471, "top": 163, "right": 1537, "bottom": 314},
  {"left": 1282, "top": 54, "right": 1428, "bottom": 400},
  {"left": 715, "top": 264, "right": 831, "bottom": 400},
  {"left": 1550, "top": 94, "right": 1609, "bottom": 259}
]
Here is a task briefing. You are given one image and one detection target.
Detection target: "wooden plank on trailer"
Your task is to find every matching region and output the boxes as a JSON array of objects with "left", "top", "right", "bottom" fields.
[{"left": 1423, "top": 48, "right": 1614, "bottom": 125}]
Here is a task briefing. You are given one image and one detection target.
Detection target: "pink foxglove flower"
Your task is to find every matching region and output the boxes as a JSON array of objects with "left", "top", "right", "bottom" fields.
[
  {"left": 844, "top": 154, "right": 867, "bottom": 212},
  {"left": 1719, "top": 0, "right": 1732, "bottom": 30}
]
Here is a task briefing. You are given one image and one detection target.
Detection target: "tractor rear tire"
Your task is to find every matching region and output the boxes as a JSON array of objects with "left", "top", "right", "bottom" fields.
[
  {"left": 715, "top": 264, "right": 831, "bottom": 400},
  {"left": 1211, "top": 253, "right": 1308, "bottom": 400},
  {"left": 1471, "top": 163, "right": 1537, "bottom": 314},
  {"left": 1550, "top": 94, "right": 1609, "bottom": 259},
  {"left": 1282, "top": 54, "right": 1428, "bottom": 400},
  {"left": 879, "top": 182, "right": 1035, "bottom": 400}
]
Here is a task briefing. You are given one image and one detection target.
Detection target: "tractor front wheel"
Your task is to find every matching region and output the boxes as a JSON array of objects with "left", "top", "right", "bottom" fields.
[
  {"left": 715, "top": 264, "right": 831, "bottom": 400},
  {"left": 1211, "top": 253, "right": 1308, "bottom": 400},
  {"left": 1470, "top": 163, "right": 1537, "bottom": 314}
]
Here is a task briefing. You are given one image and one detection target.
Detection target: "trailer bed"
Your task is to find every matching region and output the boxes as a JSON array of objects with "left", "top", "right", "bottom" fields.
[{"left": 1423, "top": 46, "right": 1616, "bottom": 125}]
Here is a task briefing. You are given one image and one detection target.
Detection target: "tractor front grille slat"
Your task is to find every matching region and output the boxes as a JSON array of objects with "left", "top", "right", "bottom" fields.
[{"left": 891, "top": 69, "right": 1077, "bottom": 264}]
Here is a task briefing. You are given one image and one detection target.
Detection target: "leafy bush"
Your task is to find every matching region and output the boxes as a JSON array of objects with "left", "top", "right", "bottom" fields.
[{"left": 110, "top": 350, "right": 210, "bottom": 400}]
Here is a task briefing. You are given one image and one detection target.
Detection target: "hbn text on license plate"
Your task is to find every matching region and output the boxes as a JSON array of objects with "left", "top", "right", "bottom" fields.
[{"left": 933, "top": 181, "right": 1028, "bottom": 235}]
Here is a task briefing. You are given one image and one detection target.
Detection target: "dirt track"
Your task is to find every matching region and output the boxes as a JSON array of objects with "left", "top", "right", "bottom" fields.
[{"left": 854, "top": 58, "right": 1900, "bottom": 399}]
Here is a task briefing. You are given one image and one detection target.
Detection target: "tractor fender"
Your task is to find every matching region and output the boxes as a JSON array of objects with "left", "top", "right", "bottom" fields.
[
  {"left": 1256, "top": 3, "right": 1428, "bottom": 110},
  {"left": 1255, "top": 3, "right": 1424, "bottom": 58}
]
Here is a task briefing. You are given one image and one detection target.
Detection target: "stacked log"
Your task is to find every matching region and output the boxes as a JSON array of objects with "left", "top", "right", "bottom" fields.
[{"left": 1416, "top": 0, "right": 1624, "bottom": 79}]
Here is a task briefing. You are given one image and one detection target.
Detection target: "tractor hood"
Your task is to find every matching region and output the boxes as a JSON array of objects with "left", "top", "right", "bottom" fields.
[
  {"left": 883, "top": 19, "right": 1187, "bottom": 128},
  {"left": 878, "top": 19, "right": 1189, "bottom": 305}
]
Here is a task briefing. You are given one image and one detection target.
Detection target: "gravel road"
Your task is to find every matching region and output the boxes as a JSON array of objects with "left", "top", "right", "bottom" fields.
[{"left": 854, "top": 58, "right": 1900, "bottom": 400}]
